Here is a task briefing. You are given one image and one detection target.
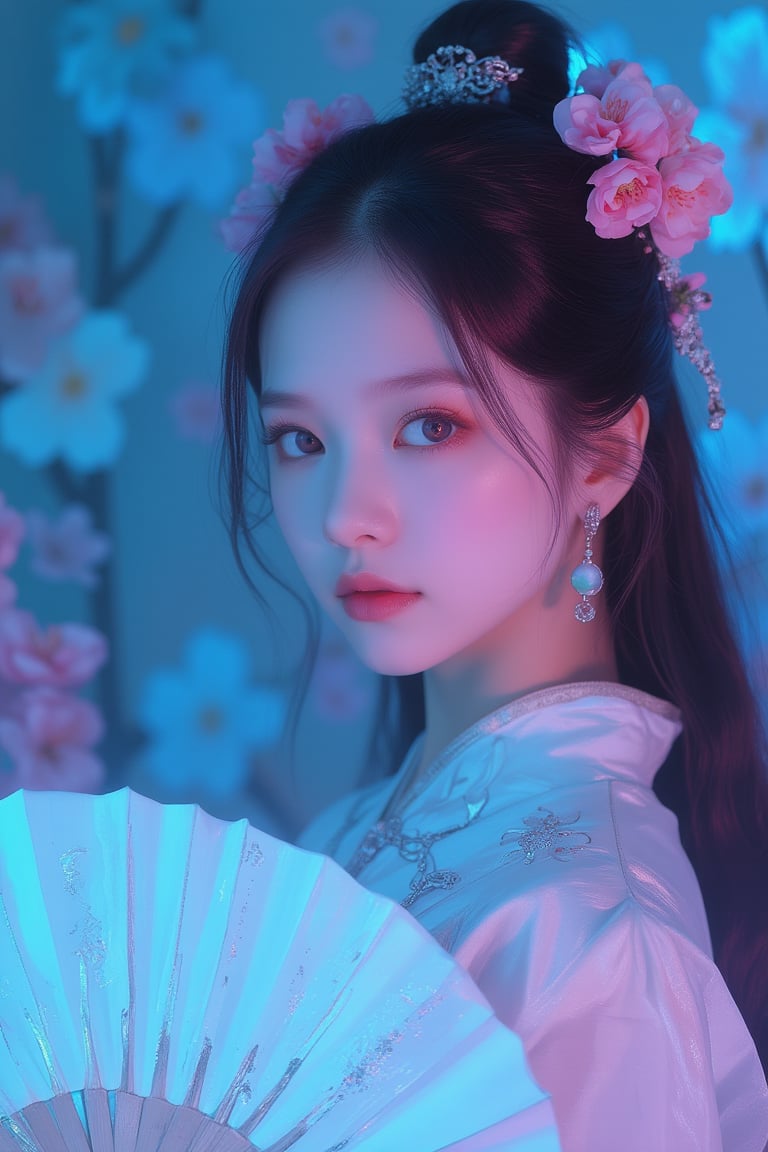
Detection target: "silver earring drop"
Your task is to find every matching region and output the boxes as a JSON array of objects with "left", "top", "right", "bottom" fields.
[{"left": 570, "top": 504, "right": 604, "bottom": 623}]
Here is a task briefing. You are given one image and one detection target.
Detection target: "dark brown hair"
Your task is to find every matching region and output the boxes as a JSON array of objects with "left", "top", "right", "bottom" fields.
[{"left": 221, "top": 0, "right": 768, "bottom": 1067}]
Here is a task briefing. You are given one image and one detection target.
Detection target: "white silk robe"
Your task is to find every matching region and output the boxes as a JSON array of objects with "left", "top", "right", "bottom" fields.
[{"left": 297, "top": 681, "right": 768, "bottom": 1152}]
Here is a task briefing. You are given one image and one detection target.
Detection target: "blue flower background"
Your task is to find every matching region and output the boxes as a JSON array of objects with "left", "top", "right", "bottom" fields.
[{"left": 1, "top": 0, "right": 766, "bottom": 838}]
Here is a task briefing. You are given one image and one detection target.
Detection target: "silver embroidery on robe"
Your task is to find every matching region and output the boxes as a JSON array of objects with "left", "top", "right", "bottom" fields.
[
  {"left": 347, "top": 792, "right": 489, "bottom": 909},
  {"left": 500, "top": 807, "right": 592, "bottom": 865}
]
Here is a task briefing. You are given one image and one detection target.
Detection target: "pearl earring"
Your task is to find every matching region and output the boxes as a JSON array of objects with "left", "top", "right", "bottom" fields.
[{"left": 570, "top": 504, "right": 604, "bottom": 623}]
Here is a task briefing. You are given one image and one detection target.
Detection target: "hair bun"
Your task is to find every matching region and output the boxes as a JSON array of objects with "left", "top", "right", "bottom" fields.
[{"left": 412, "top": 0, "right": 573, "bottom": 114}]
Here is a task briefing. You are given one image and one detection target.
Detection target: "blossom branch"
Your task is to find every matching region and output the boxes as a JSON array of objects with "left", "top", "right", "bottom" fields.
[
  {"left": 111, "top": 203, "right": 181, "bottom": 299},
  {"left": 752, "top": 231, "right": 768, "bottom": 307}
]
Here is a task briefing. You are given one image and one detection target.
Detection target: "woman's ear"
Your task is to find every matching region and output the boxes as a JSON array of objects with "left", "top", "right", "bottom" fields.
[{"left": 579, "top": 396, "right": 651, "bottom": 518}]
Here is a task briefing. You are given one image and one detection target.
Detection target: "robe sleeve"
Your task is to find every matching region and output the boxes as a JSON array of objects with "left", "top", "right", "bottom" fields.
[{"left": 505, "top": 904, "right": 768, "bottom": 1152}]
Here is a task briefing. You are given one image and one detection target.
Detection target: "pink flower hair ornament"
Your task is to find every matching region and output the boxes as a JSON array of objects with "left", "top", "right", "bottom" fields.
[{"left": 554, "top": 58, "right": 733, "bottom": 429}]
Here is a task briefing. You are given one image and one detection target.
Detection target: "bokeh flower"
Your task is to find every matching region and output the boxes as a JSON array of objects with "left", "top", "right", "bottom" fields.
[
  {"left": 695, "top": 6, "right": 768, "bottom": 250},
  {"left": 0, "top": 687, "right": 104, "bottom": 796},
  {"left": 25, "top": 504, "right": 111, "bottom": 588},
  {"left": 309, "top": 631, "right": 374, "bottom": 720},
  {"left": 221, "top": 93, "right": 374, "bottom": 253},
  {"left": 696, "top": 408, "right": 768, "bottom": 551},
  {"left": 125, "top": 54, "right": 263, "bottom": 208},
  {"left": 0, "top": 311, "right": 149, "bottom": 472},
  {"left": 0, "top": 247, "right": 84, "bottom": 381},
  {"left": 0, "top": 493, "right": 25, "bottom": 571},
  {"left": 169, "top": 380, "right": 222, "bottom": 443},
  {"left": 577, "top": 23, "right": 670, "bottom": 90},
  {"left": 139, "top": 628, "right": 286, "bottom": 799},
  {"left": 0, "top": 175, "right": 54, "bottom": 253},
  {"left": 56, "top": 0, "right": 196, "bottom": 134},
  {"left": 0, "top": 493, "right": 25, "bottom": 610},
  {"left": 317, "top": 7, "right": 379, "bottom": 70},
  {"left": 0, "top": 610, "right": 108, "bottom": 688}
]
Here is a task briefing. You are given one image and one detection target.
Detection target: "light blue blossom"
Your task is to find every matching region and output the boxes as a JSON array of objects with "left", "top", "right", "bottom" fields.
[
  {"left": 56, "top": 0, "right": 196, "bottom": 134},
  {"left": 571, "top": 22, "right": 670, "bottom": 92},
  {"left": 697, "top": 409, "right": 768, "bottom": 537},
  {"left": 697, "top": 7, "right": 768, "bottom": 250},
  {"left": 0, "top": 311, "right": 149, "bottom": 472},
  {"left": 124, "top": 54, "right": 264, "bottom": 208},
  {"left": 139, "top": 628, "right": 286, "bottom": 799}
]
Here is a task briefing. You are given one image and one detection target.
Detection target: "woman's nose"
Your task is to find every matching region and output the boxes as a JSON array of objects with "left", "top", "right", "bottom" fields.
[{"left": 321, "top": 449, "right": 398, "bottom": 548}]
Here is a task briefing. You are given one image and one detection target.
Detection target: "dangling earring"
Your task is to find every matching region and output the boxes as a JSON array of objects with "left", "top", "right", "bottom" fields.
[{"left": 570, "top": 504, "right": 604, "bottom": 623}]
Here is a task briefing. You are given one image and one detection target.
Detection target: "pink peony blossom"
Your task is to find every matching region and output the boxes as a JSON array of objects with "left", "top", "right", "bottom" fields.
[
  {"left": 651, "top": 139, "right": 733, "bottom": 257},
  {"left": 586, "top": 157, "right": 663, "bottom": 238},
  {"left": 555, "top": 72, "right": 668, "bottom": 164},
  {"left": 221, "top": 93, "right": 375, "bottom": 254},
  {"left": 0, "top": 247, "right": 84, "bottom": 381},
  {"left": 169, "top": 381, "right": 222, "bottom": 443},
  {"left": 0, "top": 609, "right": 108, "bottom": 687},
  {"left": 554, "top": 92, "right": 620, "bottom": 156},
  {"left": 576, "top": 60, "right": 647, "bottom": 99},
  {"left": 0, "top": 686, "right": 104, "bottom": 795},
  {"left": 0, "top": 492, "right": 25, "bottom": 570},
  {"left": 654, "top": 84, "right": 698, "bottom": 153},
  {"left": 25, "top": 504, "right": 111, "bottom": 588},
  {"left": 0, "top": 174, "right": 54, "bottom": 253}
]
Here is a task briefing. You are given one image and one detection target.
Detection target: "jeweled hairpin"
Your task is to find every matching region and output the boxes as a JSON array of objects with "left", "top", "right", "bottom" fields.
[
  {"left": 655, "top": 252, "right": 726, "bottom": 431},
  {"left": 403, "top": 45, "right": 523, "bottom": 110}
]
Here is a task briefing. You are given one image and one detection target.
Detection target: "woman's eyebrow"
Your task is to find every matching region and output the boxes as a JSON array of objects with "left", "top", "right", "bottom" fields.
[{"left": 259, "top": 368, "right": 467, "bottom": 410}]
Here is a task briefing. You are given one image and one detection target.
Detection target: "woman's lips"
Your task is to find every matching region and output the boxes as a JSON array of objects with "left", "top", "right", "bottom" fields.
[{"left": 340, "top": 590, "right": 422, "bottom": 622}]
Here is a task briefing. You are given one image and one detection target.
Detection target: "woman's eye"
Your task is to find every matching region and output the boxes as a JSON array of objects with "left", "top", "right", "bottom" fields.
[
  {"left": 261, "top": 426, "right": 323, "bottom": 458},
  {"left": 399, "top": 413, "right": 458, "bottom": 447}
]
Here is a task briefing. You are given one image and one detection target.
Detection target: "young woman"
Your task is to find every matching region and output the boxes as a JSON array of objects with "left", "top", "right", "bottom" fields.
[{"left": 221, "top": 1, "right": 768, "bottom": 1147}]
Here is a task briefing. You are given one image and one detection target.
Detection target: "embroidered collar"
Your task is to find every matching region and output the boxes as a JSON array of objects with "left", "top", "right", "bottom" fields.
[{"left": 380, "top": 681, "right": 683, "bottom": 821}]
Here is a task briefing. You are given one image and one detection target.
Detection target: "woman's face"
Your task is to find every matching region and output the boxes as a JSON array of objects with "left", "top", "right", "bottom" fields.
[{"left": 258, "top": 254, "right": 583, "bottom": 678}]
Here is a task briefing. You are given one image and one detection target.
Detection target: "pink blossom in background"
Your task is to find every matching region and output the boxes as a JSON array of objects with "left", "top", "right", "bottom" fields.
[
  {"left": 651, "top": 139, "right": 733, "bottom": 256},
  {"left": 0, "top": 687, "right": 104, "bottom": 796},
  {"left": 317, "top": 7, "right": 379, "bottom": 71},
  {"left": 586, "top": 157, "right": 663, "bottom": 238},
  {"left": 0, "top": 247, "right": 84, "bottom": 381},
  {"left": 0, "top": 174, "right": 54, "bottom": 253},
  {"left": 0, "top": 493, "right": 25, "bottom": 570},
  {"left": 0, "top": 575, "right": 16, "bottom": 610},
  {"left": 252, "top": 94, "right": 375, "bottom": 187},
  {"left": 221, "top": 94, "right": 375, "bottom": 254},
  {"left": 0, "top": 610, "right": 108, "bottom": 687},
  {"left": 654, "top": 84, "right": 698, "bottom": 154},
  {"left": 218, "top": 182, "right": 277, "bottom": 252},
  {"left": 309, "top": 633, "right": 374, "bottom": 720},
  {"left": 169, "top": 381, "right": 222, "bottom": 443},
  {"left": 25, "top": 504, "right": 111, "bottom": 588}
]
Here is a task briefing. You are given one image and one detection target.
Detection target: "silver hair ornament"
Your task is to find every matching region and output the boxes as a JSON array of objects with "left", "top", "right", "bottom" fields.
[{"left": 403, "top": 45, "right": 523, "bottom": 110}]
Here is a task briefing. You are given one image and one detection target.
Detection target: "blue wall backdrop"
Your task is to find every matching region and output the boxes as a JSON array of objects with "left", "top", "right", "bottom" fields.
[{"left": 1, "top": 0, "right": 766, "bottom": 839}]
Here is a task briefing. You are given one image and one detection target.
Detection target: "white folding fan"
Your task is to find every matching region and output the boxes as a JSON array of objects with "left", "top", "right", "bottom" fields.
[{"left": 0, "top": 788, "right": 560, "bottom": 1152}]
